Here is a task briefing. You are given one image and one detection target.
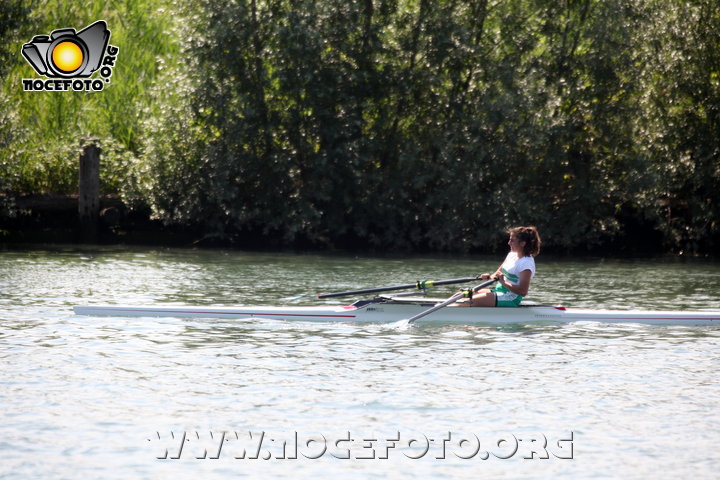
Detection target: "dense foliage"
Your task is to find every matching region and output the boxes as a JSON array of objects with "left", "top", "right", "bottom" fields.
[{"left": 1, "top": 0, "right": 719, "bottom": 253}]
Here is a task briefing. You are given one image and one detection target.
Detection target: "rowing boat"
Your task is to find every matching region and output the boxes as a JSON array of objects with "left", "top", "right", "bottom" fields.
[{"left": 73, "top": 296, "right": 720, "bottom": 326}]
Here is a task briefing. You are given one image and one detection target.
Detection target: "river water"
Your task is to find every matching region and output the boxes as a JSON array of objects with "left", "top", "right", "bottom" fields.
[{"left": 1, "top": 247, "right": 719, "bottom": 479}]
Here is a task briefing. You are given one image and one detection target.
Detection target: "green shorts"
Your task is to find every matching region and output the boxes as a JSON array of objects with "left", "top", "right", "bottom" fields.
[{"left": 492, "top": 284, "right": 523, "bottom": 307}]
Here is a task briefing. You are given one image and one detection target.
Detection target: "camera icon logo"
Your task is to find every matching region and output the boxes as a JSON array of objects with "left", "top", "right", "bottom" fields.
[
  {"left": 21, "top": 20, "right": 119, "bottom": 92},
  {"left": 22, "top": 20, "right": 110, "bottom": 78}
]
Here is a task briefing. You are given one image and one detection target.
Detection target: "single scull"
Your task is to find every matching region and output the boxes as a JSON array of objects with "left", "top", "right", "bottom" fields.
[{"left": 73, "top": 296, "right": 720, "bottom": 326}]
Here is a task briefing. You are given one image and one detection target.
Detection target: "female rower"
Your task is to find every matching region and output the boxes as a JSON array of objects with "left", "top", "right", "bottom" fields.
[{"left": 463, "top": 226, "right": 541, "bottom": 307}]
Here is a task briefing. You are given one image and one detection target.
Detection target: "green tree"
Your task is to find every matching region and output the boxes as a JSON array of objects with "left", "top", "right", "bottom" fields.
[
  {"left": 4, "top": 0, "right": 718, "bottom": 253},
  {"left": 633, "top": 0, "right": 720, "bottom": 253}
]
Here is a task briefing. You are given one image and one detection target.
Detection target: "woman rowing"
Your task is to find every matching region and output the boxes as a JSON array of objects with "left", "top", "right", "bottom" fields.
[{"left": 462, "top": 226, "right": 541, "bottom": 307}]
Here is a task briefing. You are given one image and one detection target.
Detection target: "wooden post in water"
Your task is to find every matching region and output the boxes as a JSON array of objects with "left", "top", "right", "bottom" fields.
[{"left": 78, "top": 139, "right": 100, "bottom": 243}]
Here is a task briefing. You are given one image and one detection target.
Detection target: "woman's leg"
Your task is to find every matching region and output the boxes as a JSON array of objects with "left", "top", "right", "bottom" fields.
[{"left": 457, "top": 289, "right": 496, "bottom": 307}]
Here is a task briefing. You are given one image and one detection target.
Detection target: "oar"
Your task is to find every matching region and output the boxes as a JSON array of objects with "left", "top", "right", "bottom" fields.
[
  {"left": 399, "top": 277, "right": 498, "bottom": 325},
  {"left": 317, "top": 276, "right": 483, "bottom": 299}
]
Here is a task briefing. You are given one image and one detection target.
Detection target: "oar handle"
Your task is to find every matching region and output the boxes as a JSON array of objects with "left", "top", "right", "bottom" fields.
[{"left": 406, "top": 278, "right": 497, "bottom": 324}]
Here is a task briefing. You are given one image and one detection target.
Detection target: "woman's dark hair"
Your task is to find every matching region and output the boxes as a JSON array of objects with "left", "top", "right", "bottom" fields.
[{"left": 509, "top": 226, "right": 541, "bottom": 257}]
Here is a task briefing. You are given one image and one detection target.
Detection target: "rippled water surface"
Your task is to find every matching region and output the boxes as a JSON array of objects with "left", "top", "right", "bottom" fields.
[{"left": 2, "top": 247, "right": 720, "bottom": 479}]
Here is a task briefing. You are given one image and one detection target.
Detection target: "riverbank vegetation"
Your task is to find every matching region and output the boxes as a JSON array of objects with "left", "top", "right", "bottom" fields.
[{"left": 1, "top": 0, "right": 718, "bottom": 254}]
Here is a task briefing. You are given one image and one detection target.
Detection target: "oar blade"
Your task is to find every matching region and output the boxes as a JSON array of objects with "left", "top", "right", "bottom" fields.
[
  {"left": 279, "top": 294, "right": 310, "bottom": 302},
  {"left": 390, "top": 318, "right": 412, "bottom": 329}
]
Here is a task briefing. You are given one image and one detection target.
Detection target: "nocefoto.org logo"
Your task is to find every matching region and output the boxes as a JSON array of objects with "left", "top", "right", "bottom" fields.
[{"left": 21, "top": 20, "right": 119, "bottom": 92}]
